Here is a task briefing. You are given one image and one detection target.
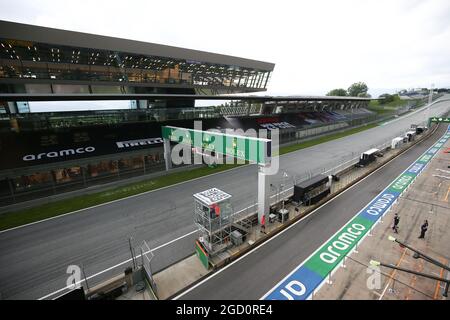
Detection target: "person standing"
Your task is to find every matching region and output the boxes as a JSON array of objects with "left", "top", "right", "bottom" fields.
[
  {"left": 392, "top": 213, "right": 400, "bottom": 233},
  {"left": 418, "top": 220, "right": 429, "bottom": 239},
  {"left": 260, "top": 214, "right": 267, "bottom": 234}
]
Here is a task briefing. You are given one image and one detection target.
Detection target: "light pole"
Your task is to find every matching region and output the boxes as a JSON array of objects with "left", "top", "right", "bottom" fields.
[
  {"left": 281, "top": 171, "right": 289, "bottom": 210},
  {"left": 351, "top": 105, "right": 354, "bottom": 126},
  {"left": 279, "top": 183, "right": 284, "bottom": 209},
  {"left": 428, "top": 83, "right": 434, "bottom": 105},
  {"left": 426, "top": 83, "right": 434, "bottom": 125},
  {"left": 270, "top": 183, "right": 277, "bottom": 206}
]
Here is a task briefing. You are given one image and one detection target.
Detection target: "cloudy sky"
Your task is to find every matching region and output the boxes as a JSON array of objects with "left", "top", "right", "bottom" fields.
[{"left": 1, "top": 0, "right": 450, "bottom": 99}]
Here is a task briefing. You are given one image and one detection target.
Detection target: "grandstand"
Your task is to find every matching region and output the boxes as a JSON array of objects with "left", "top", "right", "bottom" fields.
[
  {"left": 0, "top": 97, "right": 373, "bottom": 205},
  {"left": 0, "top": 20, "right": 274, "bottom": 112},
  {"left": 0, "top": 21, "right": 373, "bottom": 205}
]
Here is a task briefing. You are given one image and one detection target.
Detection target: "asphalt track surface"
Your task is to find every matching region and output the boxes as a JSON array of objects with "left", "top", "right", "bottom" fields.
[
  {"left": 176, "top": 120, "right": 450, "bottom": 300},
  {"left": 0, "top": 98, "right": 449, "bottom": 299}
]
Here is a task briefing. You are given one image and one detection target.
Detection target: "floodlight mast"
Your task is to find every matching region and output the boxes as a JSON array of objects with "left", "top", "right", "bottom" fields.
[
  {"left": 428, "top": 83, "right": 434, "bottom": 105},
  {"left": 426, "top": 83, "right": 434, "bottom": 124}
]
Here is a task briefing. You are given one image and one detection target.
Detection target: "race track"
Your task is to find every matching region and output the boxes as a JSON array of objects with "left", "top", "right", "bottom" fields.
[
  {"left": 177, "top": 122, "right": 449, "bottom": 299},
  {"left": 0, "top": 96, "right": 449, "bottom": 299}
]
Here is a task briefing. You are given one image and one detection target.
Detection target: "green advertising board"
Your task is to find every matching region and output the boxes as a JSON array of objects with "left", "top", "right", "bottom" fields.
[
  {"left": 303, "top": 215, "right": 373, "bottom": 277},
  {"left": 429, "top": 117, "right": 450, "bottom": 123},
  {"left": 195, "top": 241, "right": 209, "bottom": 270},
  {"left": 162, "top": 126, "right": 271, "bottom": 164},
  {"left": 429, "top": 117, "right": 450, "bottom": 127}
]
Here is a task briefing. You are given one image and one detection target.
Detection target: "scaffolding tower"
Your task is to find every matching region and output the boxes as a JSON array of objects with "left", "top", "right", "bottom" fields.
[{"left": 194, "top": 188, "right": 234, "bottom": 263}]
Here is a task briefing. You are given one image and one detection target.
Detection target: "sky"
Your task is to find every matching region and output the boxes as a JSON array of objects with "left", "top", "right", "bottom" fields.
[{"left": 1, "top": 0, "right": 450, "bottom": 102}]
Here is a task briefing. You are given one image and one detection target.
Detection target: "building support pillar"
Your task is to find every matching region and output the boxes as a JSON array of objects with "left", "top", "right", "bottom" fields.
[
  {"left": 6, "top": 102, "right": 18, "bottom": 114},
  {"left": 8, "top": 177, "right": 16, "bottom": 203},
  {"left": 163, "top": 138, "right": 172, "bottom": 171}
]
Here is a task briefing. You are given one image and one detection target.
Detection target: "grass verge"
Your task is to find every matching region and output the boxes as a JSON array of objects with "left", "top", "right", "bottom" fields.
[
  {"left": 368, "top": 95, "right": 423, "bottom": 115},
  {"left": 0, "top": 122, "right": 378, "bottom": 231},
  {"left": 278, "top": 123, "right": 377, "bottom": 155}
]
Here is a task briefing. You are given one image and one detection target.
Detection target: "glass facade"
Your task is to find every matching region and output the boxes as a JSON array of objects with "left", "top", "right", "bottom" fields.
[
  {"left": 0, "top": 107, "right": 221, "bottom": 132},
  {"left": 0, "top": 150, "right": 165, "bottom": 205},
  {"left": 0, "top": 39, "right": 271, "bottom": 91},
  {"left": 13, "top": 171, "right": 53, "bottom": 191}
]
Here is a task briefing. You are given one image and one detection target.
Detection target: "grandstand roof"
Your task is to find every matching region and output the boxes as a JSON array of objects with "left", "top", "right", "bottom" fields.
[{"left": 0, "top": 20, "right": 274, "bottom": 71}]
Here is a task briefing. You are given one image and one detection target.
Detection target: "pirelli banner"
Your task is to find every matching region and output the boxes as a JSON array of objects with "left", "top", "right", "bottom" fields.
[
  {"left": 162, "top": 125, "right": 271, "bottom": 165},
  {"left": 0, "top": 130, "right": 164, "bottom": 170}
]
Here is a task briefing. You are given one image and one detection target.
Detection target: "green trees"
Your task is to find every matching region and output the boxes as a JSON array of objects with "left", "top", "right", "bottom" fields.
[
  {"left": 378, "top": 93, "right": 395, "bottom": 103},
  {"left": 348, "top": 82, "right": 369, "bottom": 97},
  {"left": 326, "top": 88, "right": 348, "bottom": 96},
  {"left": 326, "top": 82, "right": 370, "bottom": 97}
]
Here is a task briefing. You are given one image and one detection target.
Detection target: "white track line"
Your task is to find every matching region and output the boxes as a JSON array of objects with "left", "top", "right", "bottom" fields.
[
  {"left": 173, "top": 125, "right": 442, "bottom": 300},
  {"left": 5, "top": 101, "right": 448, "bottom": 235},
  {"left": 260, "top": 125, "right": 447, "bottom": 300},
  {"left": 38, "top": 228, "right": 199, "bottom": 300},
  {"left": 22, "top": 107, "right": 450, "bottom": 299},
  {"left": 39, "top": 124, "right": 443, "bottom": 300},
  {"left": 37, "top": 193, "right": 282, "bottom": 300},
  {"left": 0, "top": 163, "right": 252, "bottom": 234},
  {"left": 174, "top": 162, "right": 391, "bottom": 299},
  {"left": 1, "top": 147, "right": 344, "bottom": 235},
  {"left": 380, "top": 99, "right": 448, "bottom": 127}
]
